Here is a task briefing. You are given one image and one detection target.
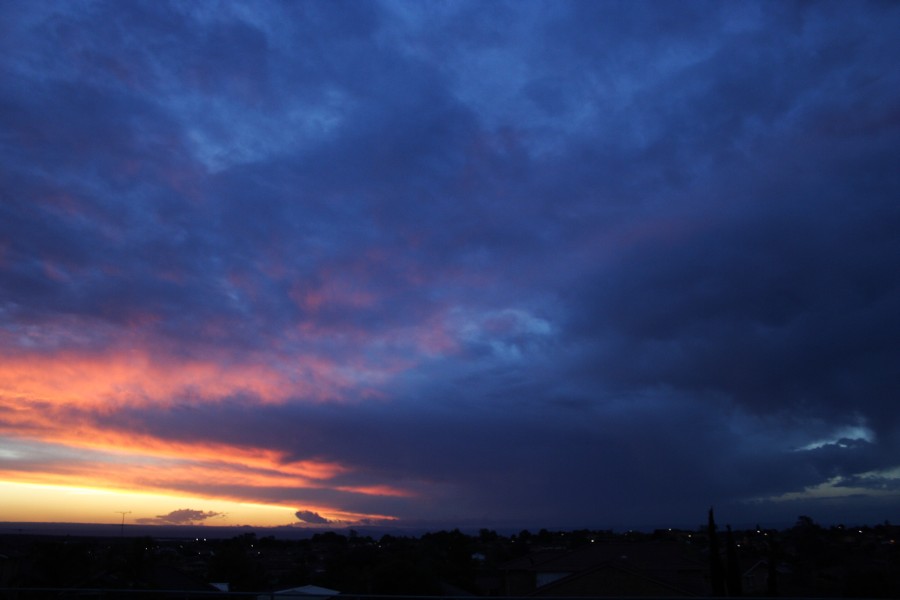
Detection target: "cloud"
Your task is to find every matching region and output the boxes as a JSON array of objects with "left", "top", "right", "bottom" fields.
[
  {"left": 295, "top": 510, "right": 331, "bottom": 525},
  {"left": 136, "top": 509, "right": 223, "bottom": 526}
]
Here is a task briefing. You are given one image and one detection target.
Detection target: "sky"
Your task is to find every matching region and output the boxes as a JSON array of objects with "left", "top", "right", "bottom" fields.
[{"left": 1, "top": 0, "right": 899, "bottom": 533}]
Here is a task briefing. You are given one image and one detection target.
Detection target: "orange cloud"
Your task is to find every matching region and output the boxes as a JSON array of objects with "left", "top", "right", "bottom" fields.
[
  {"left": 0, "top": 411, "right": 348, "bottom": 483},
  {"left": 0, "top": 451, "right": 407, "bottom": 503},
  {"left": 0, "top": 347, "right": 366, "bottom": 409},
  {"left": 335, "top": 484, "right": 416, "bottom": 498}
]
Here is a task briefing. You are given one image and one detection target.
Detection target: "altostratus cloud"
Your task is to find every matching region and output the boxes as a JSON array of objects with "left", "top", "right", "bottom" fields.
[
  {"left": 136, "top": 508, "right": 224, "bottom": 525},
  {"left": 295, "top": 509, "right": 331, "bottom": 525}
]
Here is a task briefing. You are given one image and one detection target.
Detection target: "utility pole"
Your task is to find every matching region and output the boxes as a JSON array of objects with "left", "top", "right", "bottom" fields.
[{"left": 115, "top": 511, "right": 131, "bottom": 536}]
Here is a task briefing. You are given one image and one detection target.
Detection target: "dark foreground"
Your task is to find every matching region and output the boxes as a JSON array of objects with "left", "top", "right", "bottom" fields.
[{"left": 1, "top": 518, "right": 898, "bottom": 598}]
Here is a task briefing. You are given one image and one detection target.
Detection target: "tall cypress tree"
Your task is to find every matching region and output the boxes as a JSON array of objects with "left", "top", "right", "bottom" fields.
[{"left": 708, "top": 507, "right": 726, "bottom": 596}]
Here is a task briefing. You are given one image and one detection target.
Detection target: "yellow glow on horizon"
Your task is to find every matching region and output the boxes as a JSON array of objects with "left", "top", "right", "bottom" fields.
[{"left": 0, "top": 480, "right": 299, "bottom": 527}]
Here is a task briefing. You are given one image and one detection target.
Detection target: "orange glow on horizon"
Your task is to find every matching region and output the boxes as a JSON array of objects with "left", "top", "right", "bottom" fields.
[
  {"left": 0, "top": 410, "right": 351, "bottom": 482},
  {"left": 0, "top": 334, "right": 420, "bottom": 527},
  {"left": 0, "top": 427, "right": 414, "bottom": 503}
]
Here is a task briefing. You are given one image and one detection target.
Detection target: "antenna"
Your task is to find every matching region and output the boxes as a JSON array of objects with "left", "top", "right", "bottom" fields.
[{"left": 115, "top": 511, "right": 131, "bottom": 536}]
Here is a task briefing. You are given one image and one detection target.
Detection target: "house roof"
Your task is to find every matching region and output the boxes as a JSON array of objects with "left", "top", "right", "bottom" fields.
[
  {"left": 502, "top": 541, "right": 709, "bottom": 597},
  {"left": 500, "top": 549, "right": 570, "bottom": 571},
  {"left": 530, "top": 560, "right": 700, "bottom": 597},
  {"left": 271, "top": 584, "right": 340, "bottom": 596}
]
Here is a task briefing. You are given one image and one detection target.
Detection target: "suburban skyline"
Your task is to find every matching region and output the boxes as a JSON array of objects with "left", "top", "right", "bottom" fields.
[{"left": 1, "top": 0, "right": 899, "bottom": 532}]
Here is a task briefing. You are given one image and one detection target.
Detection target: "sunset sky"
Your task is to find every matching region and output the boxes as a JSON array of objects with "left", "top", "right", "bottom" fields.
[{"left": 1, "top": 0, "right": 899, "bottom": 532}]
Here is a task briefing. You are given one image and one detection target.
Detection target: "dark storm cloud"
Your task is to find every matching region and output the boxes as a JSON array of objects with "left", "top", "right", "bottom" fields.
[
  {"left": 82, "top": 378, "right": 892, "bottom": 528},
  {"left": 573, "top": 204, "right": 900, "bottom": 413},
  {"left": 2, "top": 0, "right": 899, "bottom": 529}
]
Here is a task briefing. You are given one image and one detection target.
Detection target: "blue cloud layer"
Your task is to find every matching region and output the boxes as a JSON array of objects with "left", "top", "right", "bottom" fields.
[{"left": 1, "top": 0, "right": 899, "bottom": 529}]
